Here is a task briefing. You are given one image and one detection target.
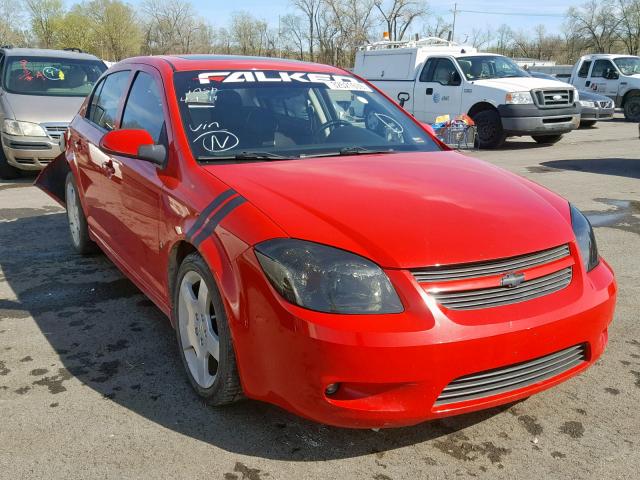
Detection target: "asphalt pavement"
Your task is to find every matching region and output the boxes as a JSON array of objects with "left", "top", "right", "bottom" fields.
[{"left": 0, "top": 116, "right": 638, "bottom": 479}]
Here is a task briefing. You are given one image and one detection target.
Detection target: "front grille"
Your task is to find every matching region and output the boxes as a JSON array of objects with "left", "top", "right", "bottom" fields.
[
  {"left": 411, "top": 244, "right": 570, "bottom": 282},
  {"left": 598, "top": 100, "right": 612, "bottom": 109},
  {"left": 533, "top": 89, "right": 574, "bottom": 108},
  {"left": 431, "top": 267, "right": 572, "bottom": 310},
  {"left": 435, "top": 344, "right": 587, "bottom": 406},
  {"left": 42, "top": 124, "right": 68, "bottom": 139},
  {"left": 8, "top": 141, "right": 52, "bottom": 150}
]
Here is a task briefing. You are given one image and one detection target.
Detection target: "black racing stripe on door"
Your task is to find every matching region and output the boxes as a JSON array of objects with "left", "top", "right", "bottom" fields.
[
  {"left": 192, "top": 196, "right": 247, "bottom": 247},
  {"left": 186, "top": 189, "right": 237, "bottom": 239}
]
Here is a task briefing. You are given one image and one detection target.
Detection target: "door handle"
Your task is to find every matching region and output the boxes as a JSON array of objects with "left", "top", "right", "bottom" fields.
[
  {"left": 102, "top": 159, "right": 115, "bottom": 176},
  {"left": 426, "top": 88, "right": 434, "bottom": 95}
]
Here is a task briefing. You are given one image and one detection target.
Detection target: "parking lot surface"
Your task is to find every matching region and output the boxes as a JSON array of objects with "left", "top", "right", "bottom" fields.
[{"left": 1, "top": 117, "right": 638, "bottom": 479}]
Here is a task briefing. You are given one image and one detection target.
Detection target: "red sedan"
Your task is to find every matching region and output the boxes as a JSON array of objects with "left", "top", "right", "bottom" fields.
[{"left": 36, "top": 55, "right": 616, "bottom": 428}]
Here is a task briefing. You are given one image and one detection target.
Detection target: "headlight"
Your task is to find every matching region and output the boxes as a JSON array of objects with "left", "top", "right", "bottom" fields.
[
  {"left": 3, "top": 119, "right": 47, "bottom": 137},
  {"left": 255, "top": 239, "right": 403, "bottom": 314},
  {"left": 505, "top": 91, "right": 533, "bottom": 104},
  {"left": 570, "top": 204, "right": 599, "bottom": 272},
  {"left": 574, "top": 90, "right": 580, "bottom": 102},
  {"left": 579, "top": 100, "right": 595, "bottom": 108}
]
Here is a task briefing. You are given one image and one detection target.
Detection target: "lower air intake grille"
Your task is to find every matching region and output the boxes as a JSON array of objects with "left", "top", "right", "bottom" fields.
[
  {"left": 435, "top": 344, "right": 587, "bottom": 406},
  {"left": 430, "top": 267, "right": 572, "bottom": 310}
]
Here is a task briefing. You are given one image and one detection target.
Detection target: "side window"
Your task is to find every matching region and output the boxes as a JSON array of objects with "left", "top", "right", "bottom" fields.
[
  {"left": 87, "top": 70, "right": 130, "bottom": 130},
  {"left": 432, "top": 59, "right": 460, "bottom": 86},
  {"left": 419, "top": 58, "right": 437, "bottom": 82},
  {"left": 121, "top": 71, "right": 165, "bottom": 144},
  {"left": 591, "top": 60, "right": 615, "bottom": 78},
  {"left": 578, "top": 61, "right": 592, "bottom": 78}
]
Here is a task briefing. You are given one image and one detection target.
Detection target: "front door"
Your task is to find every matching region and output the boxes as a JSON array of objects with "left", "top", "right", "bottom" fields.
[
  {"left": 587, "top": 59, "right": 621, "bottom": 103},
  {"left": 103, "top": 68, "right": 168, "bottom": 296},
  {"left": 414, "top": 57, "right": 463, "bottom": 123}
]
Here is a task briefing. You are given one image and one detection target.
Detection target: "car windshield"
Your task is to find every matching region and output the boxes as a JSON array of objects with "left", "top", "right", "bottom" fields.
[
  {"left": 457, "top": 55, "right": 528, "bottom": 81},
  {"left": 3, "top": 56, "right": 106, "bottom": 97},
  {"left": 613, "top": 57, "right": 640, "bottom": 75},
  {"left": 174, "top": 70, "right": 440, "bottom": 161}
]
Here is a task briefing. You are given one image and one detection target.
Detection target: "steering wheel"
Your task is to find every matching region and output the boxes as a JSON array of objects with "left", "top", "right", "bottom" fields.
[{"left": 315, "top": 119, "right": 351, "bottom": 140}]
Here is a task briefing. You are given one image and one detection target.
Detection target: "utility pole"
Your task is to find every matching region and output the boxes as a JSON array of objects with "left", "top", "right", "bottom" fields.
[{"left": 451, "top": 3, "right": 458, "bottom": 43}]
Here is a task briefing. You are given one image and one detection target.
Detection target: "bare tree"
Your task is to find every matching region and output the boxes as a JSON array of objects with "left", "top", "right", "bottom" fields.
[
  {"left": 142, "top": 0, "right": 210, "bottom": 54},
  {"left": 470, "top": 27, "right": 493, "bottom": 49},
  {"left": 373, "top": 0, "right": 427, "bottom": 41},
  {"left": 567, "top": 0, "right": 623, "bottom": 53},
  {"left": 422, "top": 15, "right": 451, "bottom": 39},
  {"left": 291, "top": 0, "right": 322, "bottom": 61},
  {"left": 281, "top": 14, "right": 306, "bottom": 59},
  {"left": 618, "top": 0, "right": 640, "bottom": 54}
]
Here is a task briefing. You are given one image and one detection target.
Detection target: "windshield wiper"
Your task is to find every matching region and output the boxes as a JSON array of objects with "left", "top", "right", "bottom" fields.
[
  {"left": 198, "top": 151, "right": 292, "bottom": 162},
  {"left": 300, "top": 146, "right": 395, "bottom": 159}
]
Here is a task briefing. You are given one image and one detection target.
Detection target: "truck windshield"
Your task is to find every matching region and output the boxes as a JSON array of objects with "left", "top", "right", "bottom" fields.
[
  {"left": 3, "top": 56, "right": 106, "bottom": 97},
  {"left": 457, "top": 56, "right": 528, "bottom": 81},
  {"left": 174, "top": 70, "right": 441, "bottom": 161},
  {"left": 613, "top": 57, "right": 640, "bottom": 75}
]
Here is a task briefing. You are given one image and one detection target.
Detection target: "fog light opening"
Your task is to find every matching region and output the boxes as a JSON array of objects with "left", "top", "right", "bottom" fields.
[{"left": 325, "top": 383, "right": 340, "bottom": 396}]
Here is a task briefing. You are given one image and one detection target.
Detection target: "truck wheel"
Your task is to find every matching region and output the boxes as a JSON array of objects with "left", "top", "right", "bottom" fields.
[
  {"left": 174, "top": 252, "right": 243, "bottom": 406},
  {"left": 623, "top": 95, "right": 640, "bottom": 122},
  {"left": 0, "top": 144, "right": 20, "bottom": 180},
  {"left": 579, "top": 120, "right": 596, "bottom": 128},
  {"left": 472, "top": 110, "right": 505, "bottom": 149},
  {"left": 532, "top": 135, "right": 563, "bottom": 145},
  {"left": 65, "top": 172, "right": 98, "bottom": 255}
]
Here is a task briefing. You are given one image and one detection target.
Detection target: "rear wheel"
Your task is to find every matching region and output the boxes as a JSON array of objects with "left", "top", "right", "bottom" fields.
[
  {"left": 623, "top": 95, "right": 640, "bottom": 122},
  {"left": 174, "top": 253, "right": 243, "bottom": 406},
  {"left": 65, "top": 172, "right": 97, "bottom": 255},
  {"left": 579, "top": 120, "right": 597, "bottom": 128},
  {"left": 472, "top": 109, "right": 506, "bottom": 149},
  {"left": 0, "top": 143, "right": 20, "bottom": 180},
  {"left": 532, "top": 134, "right": 563, "bottom": 145}
]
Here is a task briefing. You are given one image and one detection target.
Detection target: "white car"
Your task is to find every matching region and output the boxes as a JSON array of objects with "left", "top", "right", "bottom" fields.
[
  {"left": 354, "top": 37, "right": 580, "bottom": 148},
  {"left": 569, "top": 54, "right": 640, "bottom": 122}
]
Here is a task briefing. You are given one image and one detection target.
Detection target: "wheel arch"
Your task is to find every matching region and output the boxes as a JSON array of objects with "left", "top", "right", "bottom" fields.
[
  {"left": 468, "top": 101, "right": 499, "bottom": 118},
  {"left": 621, "top": 88, "right": 640, "bottom": 106}
]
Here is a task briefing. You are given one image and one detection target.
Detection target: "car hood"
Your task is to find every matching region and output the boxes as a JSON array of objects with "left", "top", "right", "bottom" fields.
[
  {"left": 471, "top": 77, "right": 573, "bottom": 92},
  {"left": 204, "top": 151, "right": 573, "bottom": 269},
  {"left": 579, "top": 89, "right": 611, "bottom": 102},
  {"left": 2, "top": 92, "right": 84, "bottom": 124}
]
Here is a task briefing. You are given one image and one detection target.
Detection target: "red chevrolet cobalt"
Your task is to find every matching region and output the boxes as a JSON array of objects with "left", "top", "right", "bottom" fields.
[{"left": 36, "top": 55, "right": 616, "bottom": 428}]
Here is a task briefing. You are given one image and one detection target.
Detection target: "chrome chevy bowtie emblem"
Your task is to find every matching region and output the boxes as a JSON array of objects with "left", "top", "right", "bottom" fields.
[{"left": 501, "top": 272, "right": 525, "bottom": 288}]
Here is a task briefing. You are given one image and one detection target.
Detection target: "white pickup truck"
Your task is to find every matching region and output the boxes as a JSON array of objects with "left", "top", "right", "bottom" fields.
[
  {"left": 569, "top": 54, "right": 640, "bottom": 122},
  {"left": 354, "top": 38, "right": 581, "bottom": 148}
]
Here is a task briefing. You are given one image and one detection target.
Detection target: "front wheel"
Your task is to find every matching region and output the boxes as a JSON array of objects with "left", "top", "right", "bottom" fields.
[
  {"left": 580, "top": 120, "right": 597, "bottom": 128},
  {"left": 174, "top": 253, "right": 243, "bottom": 406},
  {"left": 472, "top": 109, "right": 506, "bottom": 149},
  {"left": 65, "top": 172, "right": 98, "bottom": 255},
  {"left": 532, "top": 134, "right": 563, "bottom": 145},
  {"left": 623, "top": 95, "right": 640, "bottom": 122}
]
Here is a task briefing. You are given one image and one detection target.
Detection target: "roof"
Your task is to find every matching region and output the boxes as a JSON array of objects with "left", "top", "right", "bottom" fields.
[
  {"left": 581, "top": 53, "right": 638, "bottom": 60},
  {"left": 119, "top": 54, "right": 346, "bottom": 74},
  {"left": 1, "top": 47, "right": 101, "bottom": 61}
]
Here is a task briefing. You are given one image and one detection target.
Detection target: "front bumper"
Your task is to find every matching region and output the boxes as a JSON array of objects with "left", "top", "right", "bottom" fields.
[
  {"left": 498, "top": 104, "right": 580, "bottom": 136},
  {"left": 233, "top": 249, "right": 617, "bottom": 429},
  {"left": 580, "top": 107, "right": 615, "bottom": 121},
  {"left": 2, "top": 133, "right": 62, "bottom": 171}
]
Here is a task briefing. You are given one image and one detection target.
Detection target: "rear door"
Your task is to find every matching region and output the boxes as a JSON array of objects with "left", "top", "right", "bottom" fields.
[
  {"left": 103, "top": 66, "right": 168, "bottom": 295},
  {"left": 414, "top": 57, "right": 463, "bottom": 123},
  {"left": 72, "top": 69, "right": 131, "bottom": 246}
]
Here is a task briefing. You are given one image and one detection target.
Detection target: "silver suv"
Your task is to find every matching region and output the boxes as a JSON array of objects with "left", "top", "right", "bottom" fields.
[{"left": 0, "top": 47, "right": 106, "bottom": 179}]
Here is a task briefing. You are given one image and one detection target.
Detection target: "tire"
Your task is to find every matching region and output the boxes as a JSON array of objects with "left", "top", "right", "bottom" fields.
[
  {"left": 0, "top": 143, "right": 20, "bottom": 180},
  {"left": 174, "top": 252, "right": 243, "bottom": 406},
  {"left": 65, "top": 172, "right": 98, "bottom": 255},
  {"left": 532, "top": 134, "right": 563, "bottom": 145},
  {"left": 623, "top": 95, "right": 640, "bottom": 122},
  {"left": 472, "top": 109, "right": 506, "bottom": 149},
  {"left": 579, "top": 120, "right": 597, "bottom": 128}
]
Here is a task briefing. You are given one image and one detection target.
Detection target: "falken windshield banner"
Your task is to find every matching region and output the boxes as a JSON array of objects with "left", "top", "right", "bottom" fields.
[{"left": 195, "top": 70, "right": 372, "bottom": 92}]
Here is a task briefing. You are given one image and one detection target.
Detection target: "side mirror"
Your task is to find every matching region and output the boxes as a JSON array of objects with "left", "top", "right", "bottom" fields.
[
  {"left": 99, "top": 129, "right": 166, "bottom": 166},
  {"left": 449, "top": 71, "right": 462, "bottom": 86},
  {"left": 397, "top": 91, "right": 410, "bottom": 108},
  {"left": 604, "top": 68, "right": 619, "bottom": 80}
]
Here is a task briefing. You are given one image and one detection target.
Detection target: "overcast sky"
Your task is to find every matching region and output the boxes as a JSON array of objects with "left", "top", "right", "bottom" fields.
[{"left": 175, "top": 0, "right": 572, "bottom": 42}]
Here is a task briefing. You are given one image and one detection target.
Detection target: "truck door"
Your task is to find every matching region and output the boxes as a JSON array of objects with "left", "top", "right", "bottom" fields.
[
  {"left": 587, "top": 59, "right": 621, "bottom": 102},
  {"left": 414, "top": 57, "right": 463, "bottom": 123},
  {"left": 573, "top": 60, "right": 592, "bottom": 91}
]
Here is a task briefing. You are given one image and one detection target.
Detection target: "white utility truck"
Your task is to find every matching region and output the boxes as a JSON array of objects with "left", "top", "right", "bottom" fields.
[
  {"left": 569, "top": 54, "right": 640, "bottom": 122},
  {"left": 354, "top": 37, "right": 581, "bottom": 148}
]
